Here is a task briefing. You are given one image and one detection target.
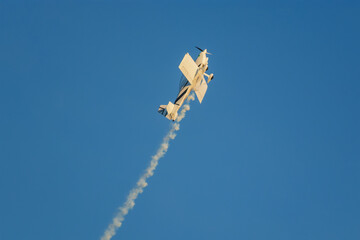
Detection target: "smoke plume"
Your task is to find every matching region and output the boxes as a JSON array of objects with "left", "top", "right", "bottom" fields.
[{"left": 100, "top": 93, "right": 195, "bottom": 240}]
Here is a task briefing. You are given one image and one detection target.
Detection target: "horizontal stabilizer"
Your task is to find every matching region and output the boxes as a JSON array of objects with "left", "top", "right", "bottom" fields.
[{"left": 179, "top": 53, "right": 198, "bottom": 85}]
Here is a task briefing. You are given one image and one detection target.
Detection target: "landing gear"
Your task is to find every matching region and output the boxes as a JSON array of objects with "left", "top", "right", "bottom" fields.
[{"left": 204, "top": 73, "right": 214, "bottom": 83}]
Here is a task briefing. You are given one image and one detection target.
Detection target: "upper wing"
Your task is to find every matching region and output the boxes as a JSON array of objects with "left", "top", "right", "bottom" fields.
[
  {"left": 194, "top": 77, "right": 208, "bottom": 104},
  {"left": 179, "top": 53, "right": 198, "bottom": 85}
]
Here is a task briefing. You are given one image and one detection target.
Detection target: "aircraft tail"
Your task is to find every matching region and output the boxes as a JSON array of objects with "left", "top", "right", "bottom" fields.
[{"left": 158, "top": 101, "right": 178, "bottom": 121}]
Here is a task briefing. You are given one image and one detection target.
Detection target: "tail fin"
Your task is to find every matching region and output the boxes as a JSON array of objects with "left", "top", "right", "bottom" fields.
[{"left": 158, "top": 101, "right": 178, "bottom": 121}]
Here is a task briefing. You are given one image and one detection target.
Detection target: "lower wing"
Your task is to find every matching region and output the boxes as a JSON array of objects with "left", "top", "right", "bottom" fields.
[{"left": 194, "top": 77, "right": 208, "bottom": 104}]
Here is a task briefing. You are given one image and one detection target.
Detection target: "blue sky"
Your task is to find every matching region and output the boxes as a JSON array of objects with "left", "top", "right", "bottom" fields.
[{"left": 0, "top": 1, "right": 359, "bottom": 240}]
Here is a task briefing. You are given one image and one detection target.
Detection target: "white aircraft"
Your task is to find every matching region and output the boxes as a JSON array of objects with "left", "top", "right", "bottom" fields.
[{"left": 158, "top": 47, "right": 214, "bottom": 121}]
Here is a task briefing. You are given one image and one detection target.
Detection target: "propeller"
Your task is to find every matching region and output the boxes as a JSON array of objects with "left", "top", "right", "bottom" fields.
[
  {"left": 195, "top": 46, "right": 212, "bottom": 55},
  {"left": 195, "top": 46, "right": 204, "bottom": 52}
]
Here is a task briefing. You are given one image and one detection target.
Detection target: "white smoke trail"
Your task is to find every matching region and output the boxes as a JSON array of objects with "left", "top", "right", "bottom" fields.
[{"left": 101, "top": 93, "right": 195, "bottom": 240}]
